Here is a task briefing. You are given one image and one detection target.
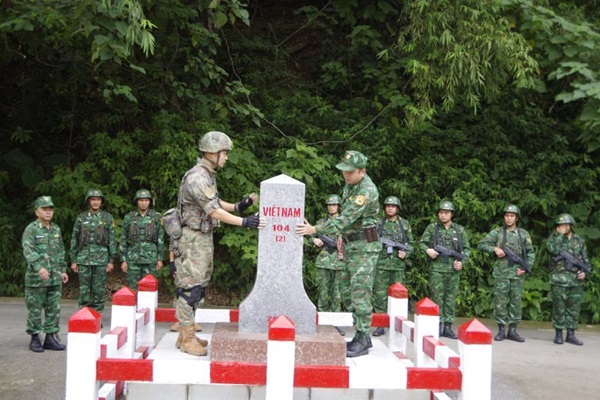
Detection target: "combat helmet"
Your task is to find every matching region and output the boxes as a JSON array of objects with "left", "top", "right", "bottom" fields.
[
  {"left": 503, "top": 204, "right": 521, "bottom": 218},
  {"left": 325, "top": 194, "right": 342, "bottom": 205},
  {"left": 85, "top": 189, "right": 104, "bottom": 203},
  {"left": 438, "top": 200, "right": 455, "bottom": 213},
  {"left": 555, "top": 213, "right": 575, "bottom": 226},
  {"left": 198, "top": 131, "right": 233, "bottom": 153},
  {"left": 134, "top": 189, "right": 153, "bottom": 204},
  {"left": 384, "top": 196, "right": 402, "bottom": 210}
]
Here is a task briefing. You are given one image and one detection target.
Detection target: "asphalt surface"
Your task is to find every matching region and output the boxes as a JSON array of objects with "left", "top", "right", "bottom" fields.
[{"left": 1, "top": 297, "right": 599, "bottom": 400}]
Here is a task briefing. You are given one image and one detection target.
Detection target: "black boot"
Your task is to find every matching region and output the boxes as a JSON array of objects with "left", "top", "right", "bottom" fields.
[
  {"left": 553, "top": 329, "right": 563, "bottom": 344},
  {"left": 346, "top": 332, "right": 369, "bottom": 358},
  {"left": 439, "top": 322, "right": 443, "bottom": 336},
  {"left": 367, "top": 334, "right": 373, "bottom": 349},
  {"left": 494, "top": 324, "right": 506, "bottom": 341},
  {"left": 442, "top": 322, "right": 458, "bottom": 339},
  {"left": 565, "top": 329, "right": 583, "bottom": 346},
  {"left": 373, "top": 327, "right": 385, "bottom": 337},
  {"left": 43, "top": 333, "right": 66, "bottom": 351},
  {"left": 29, "top": 334, "right": 44, "bottom": 353},
  {"left": 506, "top": 324, "right": 525, "bottom": 342}
]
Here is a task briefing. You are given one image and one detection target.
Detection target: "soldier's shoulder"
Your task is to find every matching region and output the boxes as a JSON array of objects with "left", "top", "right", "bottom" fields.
[{"left": 23, "top": 220, "right": 38, "bottom": 232}]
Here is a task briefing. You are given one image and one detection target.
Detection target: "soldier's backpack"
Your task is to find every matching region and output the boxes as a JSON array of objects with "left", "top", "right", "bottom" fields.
[{"left": 162, "top": 207, "right": 182, "bottom": 240}]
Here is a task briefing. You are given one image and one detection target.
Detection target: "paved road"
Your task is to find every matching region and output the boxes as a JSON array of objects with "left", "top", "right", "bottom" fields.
[{"left": 1, "top": 298, "right": 598, "bottom": 400}]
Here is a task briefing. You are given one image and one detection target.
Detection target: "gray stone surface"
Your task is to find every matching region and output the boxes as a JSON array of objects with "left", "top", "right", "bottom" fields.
[{"left": 239, "top": 174, "right": 316, "bottom": 334}]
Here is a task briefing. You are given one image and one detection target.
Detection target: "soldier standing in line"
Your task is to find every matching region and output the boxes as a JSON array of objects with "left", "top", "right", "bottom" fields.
[
  {"left": 546, "top": 214, "right": 589, "bottom": 346},
  {"left": 70, "top": 189, "right": 117, "bottom": 313},
  {"left": 419, "top": 200, "right": 470, "bottom": 339},
  {"left": 372, "top": 196, "right": 415, "bottom": 337},
  {"left": 296, "top": 150, "right": 380, "bottom": 358},
  {"left": 119, "top": 189, "right": 164, "bottom": 291},
  {"left": 173, "top": 131, "right": 265, "bottom": 357},
  {"left": 478, "top": 204, "right": 535, "bottom": 342},
  {"left": 22, "top": 196, "right": 69, "bottom": 352}
]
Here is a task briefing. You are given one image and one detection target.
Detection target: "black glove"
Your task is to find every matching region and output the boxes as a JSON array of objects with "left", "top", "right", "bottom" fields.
[
  {"left": 235, "top": 196, "right": 254, "bottom": 213},
  {"left": 242, "top": 215, "right": 260, "bottom": 228},
  {"left": 169, "top": 261, "right": 176, "bottom": 275}
]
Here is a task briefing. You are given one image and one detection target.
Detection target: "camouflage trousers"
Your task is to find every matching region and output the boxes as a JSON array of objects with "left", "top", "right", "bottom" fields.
[
  {"left": 429, "top": 270, "right": 460, "bottom": 323},
  {"left": 372, "top": 268, "right": 405, "bottom": 314},
  {"left": 316, "top": 268, "right": 342, "bottom": 312},
  {"left": 493, "top": 276, "right": 524, "bottom": 325},
  {"left": 25, "top": 285, "right": 62, "bottom": 335},
  {"left": 126, "top": 263, "right": 155, "bottom": 291},
  {"left": 340, "top": 241, "right": 380, "bottom": 333},
  {"left": 174, "top": 227, "right": 214, "bottom": 326},
  {"left": 551, "top": 284, "right": 583, "bottom": 329},
  {"left": 78, "top": 264, "right": 107, "bottom": 312}
]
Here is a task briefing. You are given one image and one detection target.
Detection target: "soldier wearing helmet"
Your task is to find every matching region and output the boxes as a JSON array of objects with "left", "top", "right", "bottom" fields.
[
  {"left": 371, "top": 196, "right": 415, "bottom": 337},
  {"left": 173, "top": 131, "right": 265, "bottom": 357},
  {"left": 546, "top": 213, "right": 589, "bottom": 346},
  {"left": 296, "top": 150, "right": 380, "bottom": 358},
  {"left": 119, "top": 189, "right": 165, "bottom": 291},
  {"left": 70, "top": 189, "right": 116, "bottom": 313},
  {"left": 478, "top": 204, "right": 535, "bottom": 343},
  {"left": 419, "top": 200, "right": 471, "bottom": 339}
]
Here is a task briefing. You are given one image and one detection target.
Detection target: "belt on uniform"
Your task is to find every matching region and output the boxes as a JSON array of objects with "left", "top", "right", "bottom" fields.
[{"left": 343, "top": 232, "right": 365, "bottom": 244}]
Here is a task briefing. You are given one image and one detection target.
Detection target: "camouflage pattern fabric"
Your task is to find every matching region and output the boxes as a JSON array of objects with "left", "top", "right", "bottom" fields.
[
  {"left": 313, "top": 216, "right": 343, "bottom": 312},
  {"left": 373, "top": 269, "right": 405, "bottom": 313},
  {"left": 70, "top": 210, "right": 117, "bottom": 265},
  {"left": 546, "top": 232, "right": 588, "bottom": 329},
  {"left": 22, "top": 220, "right": 67, "bottom": 334},
  {"left": 179, "top": 159, "right": 221, "bottom": 232},
  {"left": 478, "top": 226, "right": 535, "bottom": 325},
  {"left": 124, "top": 263, "right": 154, "bottom": 291},
  {"left": 78, "top": 264, "right": 107, "bottom": 311},
  {"left": 315, "top": 174, "right": 380, "bottom": 333},
  {"left": 419, "top": 222, "right": 470, "bottom": 323}
]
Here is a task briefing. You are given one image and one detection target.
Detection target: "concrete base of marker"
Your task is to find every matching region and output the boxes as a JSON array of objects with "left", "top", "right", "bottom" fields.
[{"left": 211, "top": 323, "right": 346, "bottom": 366}]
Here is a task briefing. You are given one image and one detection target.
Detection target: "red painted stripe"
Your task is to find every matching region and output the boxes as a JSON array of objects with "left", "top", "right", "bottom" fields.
[
  {"left": 68, "top": 307, "right": 101, "bottom": 333},
  {"left": 155, "top": 308, "right": 176, "bottom": 323},
  {"left": 395, "top": 316, "right": 406, "bottom": 332},
  {"left": 415, "top": 298, "right": 440, "bottom": 316},
  {"left": 388, "top": 283, "right": 408, "bottom": 299},
  {"left": 458, "top": 318, "right": 492, "bottom": 344},
  {"left": 393, "top": 351, "right": 409, "bottom": 360},
  {"left": 139, "top": 308, "right": 150, "bottom": 326},
  {"left": 136, "top": 346, "right": 150, "bottom": 359},
  {"left": 108, "top": 326, "right": 128, "bottom": 350},
  {"left": 268, "top": 315, "right": 295, "bottom": 341},
  {"left": 423, "top": 336, "right": 444, "bottom": 360},
  {"left": 230, "top": 309, "right": 239, "bottom": 323},
  {"left": 112, "top": 287, "right": 136, "bottom": 306},
  {"left": 448, "top": 356, "right": 460, "bottom": 369},
  {"left": 114, "top": 381, "right": 125, "bottom": 398},
  {"left": 138, "top": 275, "right": 158, "bottom": 291},
  {"left": 97, "top": 359, "right": 153, "bottom": 381},
  {"left": 294, "top": 365, "right": 349, "bottom": 388},
  {"left": 371, "top": 313, "right": 390, "bottom": 328},
  {"left": 211, "top": 362, "right": 266, "bottom": 385},
  {"left": 100, "top": 343, "right": 107, "bottom": 359},
  {"left": 407, "top": 367, "right": 462, "bottom": 390}
]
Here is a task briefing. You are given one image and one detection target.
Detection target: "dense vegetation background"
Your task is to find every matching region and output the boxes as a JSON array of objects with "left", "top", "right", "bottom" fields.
[{"left": 1, "top": 0, "right": 599, "bottom": 323}]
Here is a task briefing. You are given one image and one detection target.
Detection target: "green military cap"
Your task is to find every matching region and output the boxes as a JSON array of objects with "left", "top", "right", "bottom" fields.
[
  {"left": 555, "top": 213, "right": 575, "bottom": 226},
  {"left": 336, "top": 150, "right": 368, "bottom": 171},
  {"left": 384, "top": 196, "right": 402, "bottom": 208},
  {"left": 503, "top": 204, "right": 521, "bottom": 217},
  {"left": 85, "top": 189, "right": 105, "bottom": 203},
  {"left": 325, "top": 194, "right": 342, "bottom": 205},
  {"left": 34, "top": 196, "right": 54, "bottom": 209},
  {"left": 438, "top": 200, "right": 455, "bottom": 212},
  {"left": 198, "top": 131, "right": 233, "bottom": 153},
  {"left": 134, "top": 189, "right": 152, "bottom": 203}
]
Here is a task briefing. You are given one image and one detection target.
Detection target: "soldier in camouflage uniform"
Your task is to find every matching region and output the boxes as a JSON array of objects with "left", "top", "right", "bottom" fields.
[
  {"left": 119, "top": 189, "right": 165, "bottom": 290},
  {"left": 546, "top": 214, "right": 589, "bottom": 346},
  {"left": 297, "top": 151, "right": 380, "bottom": 357},
  {"left": 174, "top": 131, "right": 265, "bottom": 356},
  {"left": 312, "top": 195, "right": 344, "bottom": 317},
  {"left": 478, "top": 204, "right": 535, "bottom": 342},
  {"left": 22, "top": 196, "right": 69, "bottom": 352},
  {"left": 70, "top": 189, "right": 117, "bottom": 313},
  {"left": 419, "top": 200, "right": 470, "bottom": 339},
  {"left": 372, "top": 196, "right": 415, "bottom": 337}
]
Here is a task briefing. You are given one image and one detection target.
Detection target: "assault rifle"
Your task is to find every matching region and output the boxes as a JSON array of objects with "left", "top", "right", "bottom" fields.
[
  {"left": 554, "top": 250, "right": 591, "bottom": 273},
  {"left": 502, "top": 247, "right": 531, "bottom": 273},
  {"left": 380, "top": 237, "right": 409, "bottom": 255},
  {"left": 433, "top": 244, "right": 466, "bottom": 261},
  {"left": 319, "top": 235, "right": 338, "bottom": 254}
]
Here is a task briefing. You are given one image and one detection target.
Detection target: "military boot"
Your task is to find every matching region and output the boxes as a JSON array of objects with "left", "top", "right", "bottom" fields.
[
  {"left": 171, "top": 321, "right": 202, "bottom": 332},
  {"left": 494, "top": 325, "right": 506, "bottom": 341},
  {"left": 372, "top": 327, "right": 385, "bottom": 337},
  {"left": 506, "top": 324, "right": 525, "bottom": 342},
  {"left": 176, "top": 325, "right": 208, "bottom": 349},
  {"left": 442, "top": 323, "right": 458, "bottom": 339},
  {"left": 43, "top": 333, "right": 66, "bottom": 351},
  {"left": 179, "top": 325, "right": 208, "bottom": 356},
  {"left": 565, "top": 329, "right": 583, "bottom": 346},
  {"left": 29, "top": 334, "right": 44, "bottom": 353},
  {"left": 346, "top": 332, "right": 369, "bottom": 358},
  {"left": 553, "top": 329, "right": 564, "bottom": 345}
]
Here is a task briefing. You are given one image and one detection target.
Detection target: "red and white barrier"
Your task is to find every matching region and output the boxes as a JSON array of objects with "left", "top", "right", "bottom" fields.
[{"left": 266, "top": 316, "right": 296, "bottom": 400}]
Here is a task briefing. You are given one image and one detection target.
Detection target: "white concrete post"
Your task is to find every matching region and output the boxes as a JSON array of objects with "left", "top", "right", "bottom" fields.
[
  {"left": 386, "top": 282, "right": 409, "bottom": 352},
  {"left": 65, "top": 307, "right": 102, "bottom": 400},
  {"left": 266, "top": 315, "right": 296, "bottom": 400},
  {"left": 458, "top": 318, "right": 492, "bottom": 400},
  {"left": 136, "top": 274, "right": 158, "bottom": 348},
  {"left": 414, "top": 297, "right": 440, "bottom": 367},
  {"left": 110, "top": 287, "right": 137, "bottom": 358}
]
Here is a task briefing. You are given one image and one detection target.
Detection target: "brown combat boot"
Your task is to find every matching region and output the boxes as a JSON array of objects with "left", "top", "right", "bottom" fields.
[
  {"left": 171, "top": 321, "right": 202, "bottom": 332},
  {"left": 176, "top": 325, "right": 208, "bottom": 349},
  {"left": 179, "top": 325, "right": 207, "bottom": 356}
]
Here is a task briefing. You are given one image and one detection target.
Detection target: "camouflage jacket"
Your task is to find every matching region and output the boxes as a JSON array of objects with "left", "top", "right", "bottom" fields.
[
  {"left": 22, "top": 220, "right": 66, "bottom": 287},
  {"left": 119, "top": 209, "right": 165, "bottom": 264},
  {"left": 179, "top": 158, "right": 220, "bottom": 233},
  {"left": 478, "top": 226, "right": 535, "bottom": 279},
  {"left": 70, "top": 210, "right": 117, "bottom": 265},
  {"left": 419, "top": 221, "right": 471, "bottom": 272},
  {"left": 377, "top": 216, "right": 415, "bottom": 270},
  {"left": 546, "top": 232, "right": 589, "bottom": 287},
  {"left": 314, "top": 216, "right": 342, "bottom": 271}
]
